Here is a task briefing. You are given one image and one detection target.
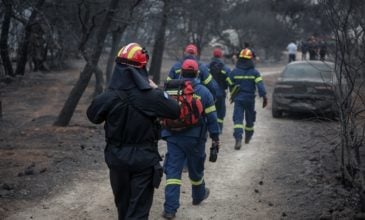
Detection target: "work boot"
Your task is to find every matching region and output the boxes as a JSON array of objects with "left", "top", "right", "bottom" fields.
[
  {"left": 192, "top": 187, "right": 210, "bottom": 205},
  {"left": 162, "top": 211, "right": 176, "bottom": 219},
  {"left": 234, "top": 138, "right": 242, "bottom": 150},
  {"left": 245, "top": 135, "right": 252, "bottom": 144}
]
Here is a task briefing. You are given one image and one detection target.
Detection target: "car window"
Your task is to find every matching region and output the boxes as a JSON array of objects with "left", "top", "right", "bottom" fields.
[{"left": 282, "top": 63, "right": 334, "bottom": 80}]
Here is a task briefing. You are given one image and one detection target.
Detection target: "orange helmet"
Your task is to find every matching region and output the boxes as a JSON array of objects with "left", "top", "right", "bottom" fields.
[
  {"left": 184, "top": 44, "right": 198, "bottom": 56},
  {"left": 213, "top": 47, "right": 223, "bottom": 58},
  {"left": 181, "top": 59, "right": 199, "bottom": 78},
  {"left": 116, "top": 43, "right": 149, "bottom": 68},
  {"left": 239, "top": 48, "right": 253, "bottom": 60}
]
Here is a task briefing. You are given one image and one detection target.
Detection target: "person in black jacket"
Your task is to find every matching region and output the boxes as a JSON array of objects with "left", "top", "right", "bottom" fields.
[{"left": 87, "top": 43, "right": 180, "bottom": 220}]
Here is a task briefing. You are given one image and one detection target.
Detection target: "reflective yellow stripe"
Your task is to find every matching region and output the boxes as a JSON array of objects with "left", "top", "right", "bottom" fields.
[
  {"left": 234, "top": 124, "right": 244, "bottom": 128},
  {"left": 203, "top": 74, "right": 213, "bottom": 85},
  {"left": 166, "top": 179, "right": 182, "bottom": 186},
  {"left": 190, "top": 178, "right": 204, "bottom": 186},
  {"left": 193, "top": 94, "right": 201, "bottom": 99},
  {"left": 175, "top": 69, "right": 181, "bottom": 74},
  {"left": 255, "top": 76, "right": 263, "bottom": 83},
  {"left": 127, "top": 45, "right": 142, "bottom": 59},
  {"left": 226, "top": 77, "right": 233, "bottom": 86},
  {"left": 166, "top": 90, "right": 180, "bottom": 95},
  {"left": 234, "top": 76, "right": 255, "bottom": 80},
  {"left": 217, "top": 118, "right": 224, "bottom": 123},
  {"left": 221, "top": 70, "right": 227, "bottom": 74},
  {"left": 166, "top": 76, "right": 172, "bottom": 81},
  {"left": 205, "top": 105, "right": 216, "bottom": 114},
  {"left": 245, "top": 126, "right": 254, "bottom": 131}
]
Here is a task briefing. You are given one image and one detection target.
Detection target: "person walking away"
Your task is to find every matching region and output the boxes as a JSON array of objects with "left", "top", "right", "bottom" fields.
[
  {"left": 287, "top": 41, "right": 298, "bottom": 63},
  {"left": 308, "top": 37, "right": 318, "bottom": 60},
  {"left": 167, "top": 43, "right": 219, "bottom": 98},
  {"left": 229, "top": 48, "right": 268, "bottom": 150},
  {"left": 207, "top": 47, "right": 233, "bottom": 132},
  {"left": 301, "top": 40, "right": 308, "bottom": 60},
  {"left": 319, "top": 40, "right": 327, "bottom": 61},
  {"left": 86, "top": 43, "right": 180, "bottom": 220},
  {"left": 161, "top": 59, "right": 220, "bottom": 219}
]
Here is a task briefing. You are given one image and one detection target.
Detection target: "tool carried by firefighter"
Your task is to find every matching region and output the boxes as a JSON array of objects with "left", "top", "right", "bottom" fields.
[
  {"left": 229, "top": 84, "right": 240, "bottom": 103},
  {"left": 161, "top": 79, "right": 203, "bottom": 131}
]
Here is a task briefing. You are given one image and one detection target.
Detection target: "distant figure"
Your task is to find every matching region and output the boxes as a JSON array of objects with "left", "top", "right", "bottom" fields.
[
  {"left": 287, "top": 42, "right": 298, "bottom": 63},
  {"left": 319, "top": 40, "right": 327, "bottom": 61},
  {"left": 300, "top": 40, "right": 308, "bottom": 60},
  {"left": 308, "top": 37, "right": 318, "bottom": 60}
]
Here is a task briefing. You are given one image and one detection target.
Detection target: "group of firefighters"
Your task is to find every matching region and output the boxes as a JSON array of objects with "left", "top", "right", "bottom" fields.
[{"left": 87, "top": 42, "right": 267, "bottom": 220}]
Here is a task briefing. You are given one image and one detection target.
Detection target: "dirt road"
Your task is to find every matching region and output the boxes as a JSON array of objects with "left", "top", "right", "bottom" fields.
[{"left": 0, "top": 64, "right": 357, "bottom": 219}]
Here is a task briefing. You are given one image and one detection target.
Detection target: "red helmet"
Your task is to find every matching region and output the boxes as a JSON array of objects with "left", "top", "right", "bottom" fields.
[
  {"left": 184, "top": 44, "right": 198, "bottom": 56},
  {"left": 213, "top": 47, "right": 223, "bottom": 58},
  {"left": 239, "top": 48, "right": 253, "bottom": 60},
  {"left": 181, "top": 59, "right": 199, "bottom": 78},
  {"left": 116, "top": 43, "right": 149, "bottom": 68}
]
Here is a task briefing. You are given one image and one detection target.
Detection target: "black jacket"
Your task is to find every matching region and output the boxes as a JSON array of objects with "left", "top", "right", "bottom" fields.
[{"left": 87, "top": 64, "right": 179, "bottom": 170}]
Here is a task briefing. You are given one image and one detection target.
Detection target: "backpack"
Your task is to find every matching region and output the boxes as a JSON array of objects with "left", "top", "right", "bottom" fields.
[
  {"left": 161, "top": 79, "right": 203, "bottom": 131},
  {"left": 209, "top": 62, "right": 227, "bottom": 89}
]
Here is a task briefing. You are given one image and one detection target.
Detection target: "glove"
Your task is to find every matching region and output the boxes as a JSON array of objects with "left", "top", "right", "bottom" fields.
[
  {"left": 209, "top": 139, "right": 220, "bottom": 162},
  {"left": 262, "top": 96, "right": 268, "bottom": 108}
]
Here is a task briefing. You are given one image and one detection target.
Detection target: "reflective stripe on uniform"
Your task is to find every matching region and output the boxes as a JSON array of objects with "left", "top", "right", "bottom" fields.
[
  {"left": 193, "top": 94, "right": 201, "bottom": 99},
  {"left": 205, "top": 105, "right": 216, "bottom": 114},
  {"left": 190, "top": 178, "right": 204, "bottom": 186},
  {"left": 175, "top": 69, "right": 181, "bottom": 74},
  {"left": 245, "top": 126, "right": 254, "bottom": 131},
  {"left": 255, "top": 76, "right": 263, "bottom": 83},
  {"left": 226, "top": 77, "right": 233, "bottom": 86},
  {"left": 166, "top": 179, "right": 182, "bottom": 186},
  {"left": 166, "top": 90, "right": 180, "bottom": 95},
  {"left": 234, "top": 124, "right": 244, "bottom": 129},
  {"left": 217, "top": 118, "right": 224, "bottom": 123},
  {"left": 221, "top": 70, "right": 227, "bottom": 74},
  {"left": 233, "top": 76, "right": 255, "bottom": 80},
  {"left": 203, "top": 74, "right": 213, "bottom": 85},
  {"left": 166, "top": 76, "right": 172, "bottom": 81}
]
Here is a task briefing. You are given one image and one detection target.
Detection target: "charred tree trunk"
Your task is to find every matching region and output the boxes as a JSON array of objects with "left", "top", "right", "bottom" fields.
[
  {"left": 149, "top": 0, "right": 169, "bottom": 85},
  {"left": 93, "top": 65, "right": 104, "bottom": 97},
  {"left": 54, "top": 0, "right": 120, "bottom": 126},
  {"left": 0, "top": 0, "right": 15, "bottom": 77},
  {"left": 15, "top": 0, "right": 45, "bottom": 76},
  {"left": 105, "top": 28, "right": 125, "bottom": 83}
]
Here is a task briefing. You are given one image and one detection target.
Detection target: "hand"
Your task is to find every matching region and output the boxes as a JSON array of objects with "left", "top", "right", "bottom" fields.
[
  {"left": 148, "top": 79, "right": 158, "bottom": 89},
  {"left": 262, "top": 96, "right": 268, "bottom": 108}
]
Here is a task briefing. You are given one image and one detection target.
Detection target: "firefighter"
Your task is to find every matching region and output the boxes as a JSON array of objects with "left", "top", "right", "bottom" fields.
[
  {"left": 86, "top": 43, "right": 180, "bottom": 220},
  {"left": 229, "top": 48, "right": 268, "bottom": 150},
  {"left": 207, "top": 47, "right": 233, "bottom": 132},
  {"left": 167, "top": 43, "right": 219, "bottom": 98},
  {"left": 161, "top": 59, "right": 220, "bottom": 219}
]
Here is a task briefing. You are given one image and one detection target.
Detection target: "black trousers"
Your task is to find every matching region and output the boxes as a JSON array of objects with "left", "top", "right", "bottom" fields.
[{"left": 109, "top": 165, "right": 154, "bottom": 220}]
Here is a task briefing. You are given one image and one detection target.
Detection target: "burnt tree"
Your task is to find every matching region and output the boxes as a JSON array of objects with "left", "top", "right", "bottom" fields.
[{"left": 0, "top": 0, "right": 15, "bottom": 77}]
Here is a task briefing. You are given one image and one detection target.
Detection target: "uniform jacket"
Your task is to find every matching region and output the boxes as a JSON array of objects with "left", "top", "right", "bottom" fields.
[
  {"left": 87, "top": 63, "right": 180, "bottom": 170},
  {"left": 167, "top": 55, "right": 219, "bottom": 98},
  {"left": 229, "top": 59, "right": 266, "bottom": 101},
  {"left": 161, "top": 78, "right": 220, "bottom": 141}
]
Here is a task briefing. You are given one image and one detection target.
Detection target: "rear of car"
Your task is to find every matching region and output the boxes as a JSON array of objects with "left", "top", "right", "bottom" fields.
[{"left": 272, "top": 61, "right": 337, "bottom": 118}]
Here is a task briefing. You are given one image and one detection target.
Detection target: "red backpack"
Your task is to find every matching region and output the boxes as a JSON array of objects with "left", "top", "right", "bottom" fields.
[{"left": 161, "top": 79, "right": 203, "bottom": 131}]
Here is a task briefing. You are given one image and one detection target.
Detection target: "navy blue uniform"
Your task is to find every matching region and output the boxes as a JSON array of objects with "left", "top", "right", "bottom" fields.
[
  {"left": 229, "top": 59, "right": 266, "bottom": 142},
  {"left": 161, "top": 78, "right": 219, "bottom": 216},
  {"left": 167, "top": 55, "right": 219, "bottom": 98},
  {"left": 207, "top": 57, "right": 233, "bottom": 132}
]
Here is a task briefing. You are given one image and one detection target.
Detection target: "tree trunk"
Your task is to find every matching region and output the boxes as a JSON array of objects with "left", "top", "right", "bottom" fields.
[
  {"left": 0, "top": 0, "right": 15, "bottom": 77},
  {"left": 149, "top": 0, "right": 169, "bottom": 85},
  {"left": 105, "top": 28, "right": 125, "bottom": 83},
  {"left": 15, "top": 0, "right": 45, "bottom": 76},
  {"left": 54, "top": 0, "right": 120, "bottom": 126},
  {"left": 93, "top": 65, "right": 104, "bottom": 97}
]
